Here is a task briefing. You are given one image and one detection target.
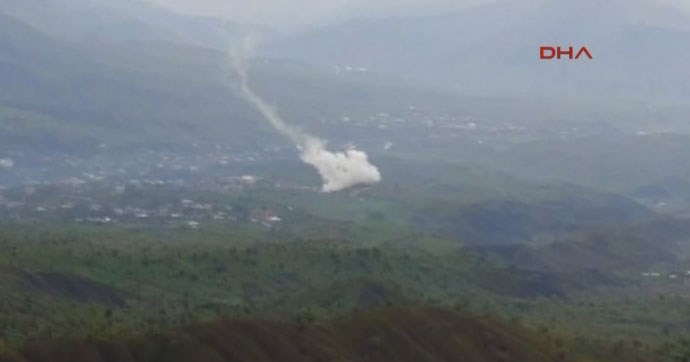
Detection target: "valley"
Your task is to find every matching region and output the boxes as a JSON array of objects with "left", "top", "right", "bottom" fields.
[{"left": 1, "top": 0, "right": 690, "bottom": 360}]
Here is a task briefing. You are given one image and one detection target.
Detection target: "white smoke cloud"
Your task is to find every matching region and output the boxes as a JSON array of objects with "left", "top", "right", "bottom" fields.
[
  {"left": 300, "top": 139, "right": 381, "bottom": 192},
  {"left": 231, "top": 36, "right": 381, "bottom": 192}
]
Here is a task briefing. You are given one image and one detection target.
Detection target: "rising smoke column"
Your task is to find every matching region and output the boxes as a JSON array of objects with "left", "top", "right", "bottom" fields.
[{"left": 232, "top": 37, "right": 381, "bottom": 192}]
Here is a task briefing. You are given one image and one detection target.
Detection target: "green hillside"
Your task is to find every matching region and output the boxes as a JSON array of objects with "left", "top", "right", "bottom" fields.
[{"left": 0, "top": 307, "right": 590, "bottom": 362}]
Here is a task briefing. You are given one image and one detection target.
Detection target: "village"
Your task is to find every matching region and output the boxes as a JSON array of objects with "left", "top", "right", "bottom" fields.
[
  {"left": 0, "top": 107, "right": 616, "bottom": 231},
  {"left": 0, "top": 172, "right": 291, "bottom": 230}
]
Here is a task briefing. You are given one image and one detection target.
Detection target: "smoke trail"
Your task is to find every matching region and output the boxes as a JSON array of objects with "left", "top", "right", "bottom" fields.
[{"left": 231, "top": 36, "right": 381, "bottom": 192}]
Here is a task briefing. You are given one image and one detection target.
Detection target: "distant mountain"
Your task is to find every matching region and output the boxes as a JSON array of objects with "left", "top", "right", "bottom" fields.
[
  {"left": 264, "top": 0, "right": 690, "bottom": 100},
  {"left": 0, "top": 9, "right": 280, "bottom": 154},
  {"left": 0, "top": 0, "right": 248, "bottom": 49},
  {"left": 0, "top": 4, "right": 529, "bottom": 157}
]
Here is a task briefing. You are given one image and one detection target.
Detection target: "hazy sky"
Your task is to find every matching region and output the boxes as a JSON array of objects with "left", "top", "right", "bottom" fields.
[
  {"left": 141, "top": 0, "right": 690, "bottom": 31},
  {"left": 146, "top": 0, "right": 493, "bottom": 28},
  {"left": 145, "top": 0, "right": 690, "bottom": 31}
]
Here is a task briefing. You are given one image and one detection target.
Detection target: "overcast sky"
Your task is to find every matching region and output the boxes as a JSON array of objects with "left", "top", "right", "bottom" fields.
[
  {"left": 146, "top": 0, "right": 690, "bottom": 30},
  {"left": 146, "top": 0, "right": 494, "bottom": 28}
]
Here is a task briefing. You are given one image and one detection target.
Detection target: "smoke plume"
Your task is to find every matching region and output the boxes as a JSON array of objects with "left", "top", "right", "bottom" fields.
[{"left": 231, "top": 36, "right": 381, "bottom": 192}]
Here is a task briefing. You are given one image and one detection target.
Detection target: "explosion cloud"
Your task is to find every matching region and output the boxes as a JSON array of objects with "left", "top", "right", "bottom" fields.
[{"left": 231, "top": 36, "right": 381, "bottom": 192}]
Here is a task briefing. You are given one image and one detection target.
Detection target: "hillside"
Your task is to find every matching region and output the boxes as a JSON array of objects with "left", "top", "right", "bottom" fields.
[
  {"left": 0, "top": 307, "right": 654, "bottom": 362},
  {"left": 0, "top": 11, "right": 265, "bottom": 152},
  {"left": 480, "top": 218, "right": 690, "bottom": 275}
]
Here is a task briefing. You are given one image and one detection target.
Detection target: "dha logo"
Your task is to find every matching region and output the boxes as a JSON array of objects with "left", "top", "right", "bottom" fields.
[{"left": 540, "top": 46, "right": 593, "bottom": 60}]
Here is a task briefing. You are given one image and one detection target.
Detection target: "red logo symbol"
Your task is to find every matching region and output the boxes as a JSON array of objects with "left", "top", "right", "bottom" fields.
[{"left": 540, "top": 46, "right": 593, "bottom": 60}]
